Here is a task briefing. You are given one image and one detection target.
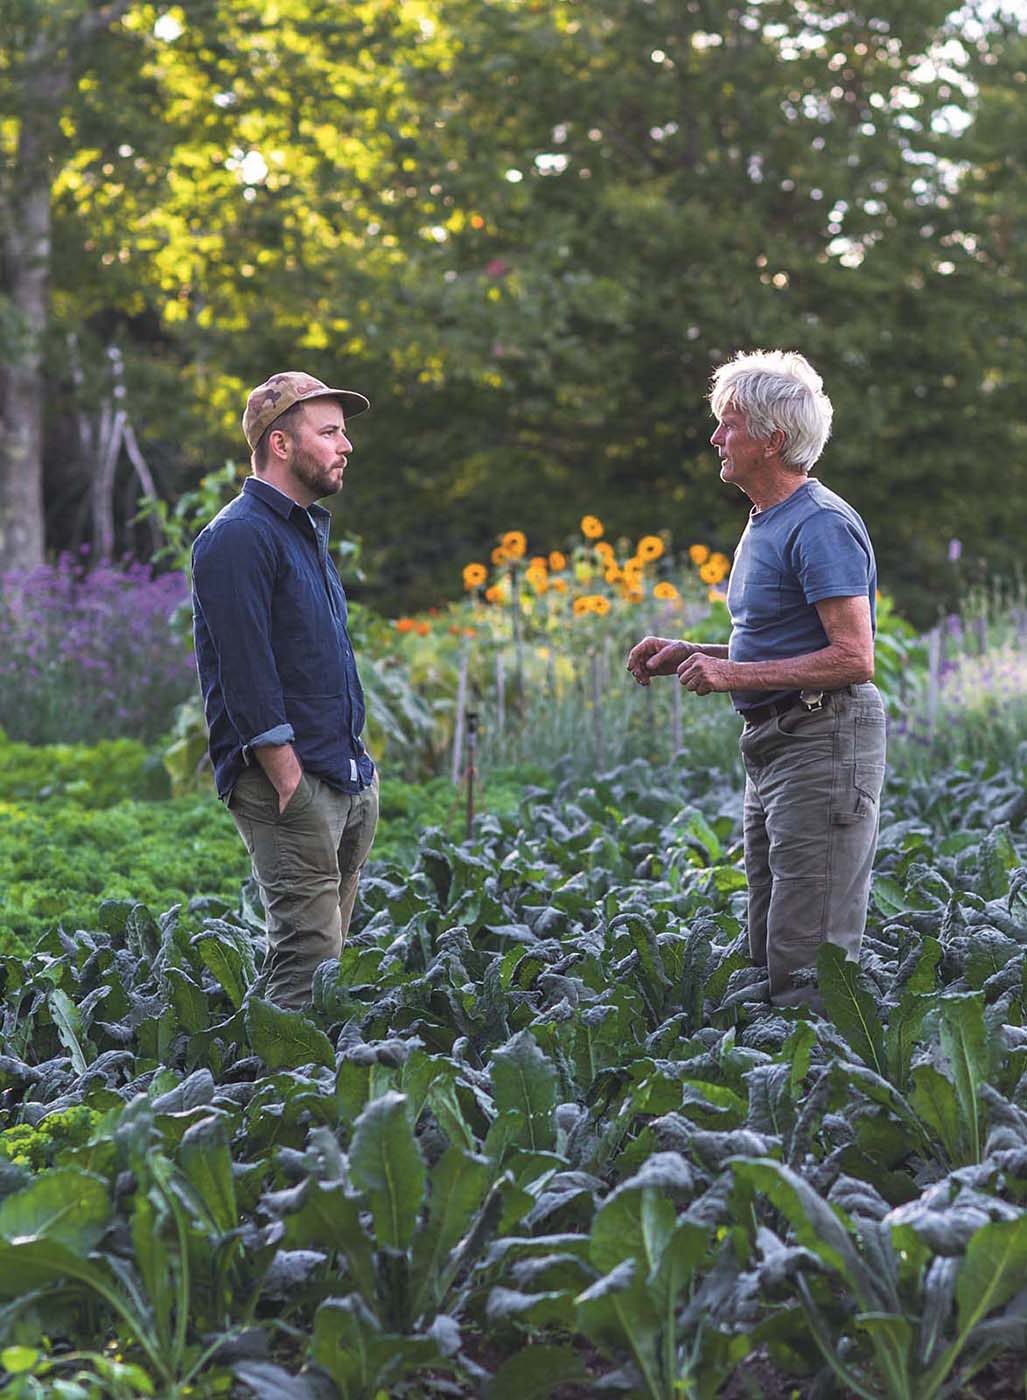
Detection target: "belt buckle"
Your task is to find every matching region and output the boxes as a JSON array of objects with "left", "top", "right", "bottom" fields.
[{"left": 799, "top": 689, "right": 825, "bottom": 712}]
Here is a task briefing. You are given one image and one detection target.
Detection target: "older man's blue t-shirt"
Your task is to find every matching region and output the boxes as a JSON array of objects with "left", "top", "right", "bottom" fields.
[{"left": 725, "top": 479, "right": 877, "bottom": 712}]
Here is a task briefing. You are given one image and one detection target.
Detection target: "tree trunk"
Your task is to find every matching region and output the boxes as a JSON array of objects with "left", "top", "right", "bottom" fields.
[
  {"left": 0, "top": 151, "right": 50, "bottom": 573},
  {"left": 0, "top": 0, "right": 135, "bottom": 574}
]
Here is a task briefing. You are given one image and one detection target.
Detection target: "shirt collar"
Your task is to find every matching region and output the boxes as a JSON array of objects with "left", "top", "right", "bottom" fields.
[{"left": 243, "top": 475, "right": 331, "bottom": 528}]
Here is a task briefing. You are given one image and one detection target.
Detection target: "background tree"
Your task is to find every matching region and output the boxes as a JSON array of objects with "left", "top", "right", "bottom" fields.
[{"left": 1, "top": 0, "right": 1024, "bottom": 623}]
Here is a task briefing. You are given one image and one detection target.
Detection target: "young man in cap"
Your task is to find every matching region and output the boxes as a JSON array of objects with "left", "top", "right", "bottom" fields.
[
  {"left": 627, "top": 350, "right": 885, "bottom": 1010},
  {"left": 191, "top": 372, "right": 379, "bottom": 1011}
]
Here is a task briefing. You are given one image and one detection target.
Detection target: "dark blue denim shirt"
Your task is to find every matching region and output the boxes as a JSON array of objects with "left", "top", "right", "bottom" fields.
[{"left": 191, "top": 476, "right": 374, "bottom": 801}]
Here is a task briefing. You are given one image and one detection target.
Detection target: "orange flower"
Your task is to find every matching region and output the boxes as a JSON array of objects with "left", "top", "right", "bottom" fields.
[
  {"left": 491, "top": 545, "right": 509, "bottom": 566},
  {"left": 485, "top": 585, "right": 504, "bottom": 603},
  {"left": 462, "top": 562, "right": 487, "bottom": 589},
  {"left": 700, "top": 553, "right": 730, "bottom": 584},
  {"left": 415, "top": 621, "right": 431, "bottom": 636},
  {"left": 526, "top": 565, "right": 548, "bottom": 593},
  {"left": 580, "top": 514, "right": 604, "bottom": 539},
  {"left": 605, "top": 565, "right": 622, "bottom": 584},
  {"left": 395, "top": 617, "right": 416, "bottom": 633},
  {"left": 627, "top": 587, "right": 644, "bottom": 604},
  {"left": 654, "top": 581, "right": 679, "bottom": 601},
  {"left": 623, "top": 558, "right": 643, "bottom": 584},
  {"left": 502, "top": 530, "right": 527, "bottom": 559},
  {"left": 573, "top": 596, "right": 592, "bottom": 616},
  {"left": 689, "top": 544, "right": 710, "bottom": 565},
  {"left": 592, "top": 596, "right": 611, "bottom": 616},
  {"left": 551, "top": 578, "right": 568, "bottom": 593},
  {"left": 549, "top": 550, "right": 567, "bottom": 571},
  {"left": 530, "top": 555, "right": 547, "bottom": 570},
  {"left": 708, "top": 587, "right": 727, "bottom": 603},
  {"left": 637, "top": 535, "right": 664, "bottom": 562},
  {"left": 594, "top": 540, "right": 614, "bottom": 562}
]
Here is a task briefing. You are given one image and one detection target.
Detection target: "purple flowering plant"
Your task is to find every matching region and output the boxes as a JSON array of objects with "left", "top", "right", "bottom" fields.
[{"left": 0, "top": 552, "right": 196, "bottom": 745}]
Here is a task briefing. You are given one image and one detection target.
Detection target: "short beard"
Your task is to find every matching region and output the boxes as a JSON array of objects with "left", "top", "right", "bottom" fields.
[{"left": 291, "top": 445, "right": 342, "bottom": 500}]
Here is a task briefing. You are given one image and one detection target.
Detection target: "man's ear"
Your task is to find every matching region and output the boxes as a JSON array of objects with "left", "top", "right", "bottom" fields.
[{"left": 764, "top": 428, "right": 786, "bottom": 457}]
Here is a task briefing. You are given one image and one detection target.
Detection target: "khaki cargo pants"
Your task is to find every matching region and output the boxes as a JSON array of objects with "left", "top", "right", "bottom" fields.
[
  {"left": 228, "top": 766, "right": 379, "bottom": 1011},
  {"left": 739, "top": 684, "right": 887, "bottom": 1008}
]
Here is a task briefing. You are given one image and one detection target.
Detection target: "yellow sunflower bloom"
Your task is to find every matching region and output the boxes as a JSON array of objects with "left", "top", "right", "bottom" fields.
[
  {"left": 485, "top": 585, "right": 504, "bottom": 603},
  {"left": 551, "top": 578, "right": 568, "bottom": 593},
  {"left": 491, "top": 545, "right": 509, "bottom": 566},
  {"left": 605, "top": 565, "right": 622, "bottom": 585},
  {"left": 549, "top": 550, "right": 567, "bottom": 571},
  {"left": 572, "top": 596, "right": 592, "bottom": 616},
  {"left": 653, "top": 581, "right": 679, "bottom": 601},
  {"left": 580, "top": 514, "right": 604, "bottom": 539},
  {"left": 689, "top": 544, "right": 710, "bottom": 565},
  {"left": 708, "top": 552, "right": 731, "bottom": 580},
  {"left": 594, "top": 540, "right": 615, "bottom": 562},
  {"left": 502, "top": 530, "right": 527, "bottom": 559},
  {"left": 462, "top": 562, "right": 487, "bottom": 589},
  {"left": 626, "top": 587, "right": 644, "bottom": 604},
  {"left": 592, "top": 596, "right": 611, "bottom": 616},
  {"left": 637, "top": 535, "right": 665, "bottom": 562},
  {"left": 699, "top": 560, "right": 726, "bottom": 585},
  {"left": 526, "top": 565, "right": 548, "bottom": 593}
]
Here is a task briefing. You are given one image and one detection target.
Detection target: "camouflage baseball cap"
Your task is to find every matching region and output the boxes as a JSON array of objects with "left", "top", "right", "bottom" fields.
[{"left": 242, "top": 372, "right": 370, "bottom": 451}]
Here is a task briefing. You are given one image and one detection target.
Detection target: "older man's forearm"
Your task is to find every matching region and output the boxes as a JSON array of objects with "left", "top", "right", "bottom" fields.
[{"left": 722, "top": 643, "right": 874, "bottom": 692}]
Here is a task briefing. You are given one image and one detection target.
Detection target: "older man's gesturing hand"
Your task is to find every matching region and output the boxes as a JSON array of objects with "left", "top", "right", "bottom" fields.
[
  {"left": 626, "top": 636, "right": 699, "bottom": 686},
  {"left": 676, "top": 652, "right": 734, "bottom": 695}
]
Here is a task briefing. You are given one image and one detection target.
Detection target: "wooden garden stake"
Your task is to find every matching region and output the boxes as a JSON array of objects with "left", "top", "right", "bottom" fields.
[
  {"left": 926, "top": 625, "right": 942, "bottom": 743},
  {"left": 591, "top": 651, "right": 605, "bottom": 771},
  {"left": 672, "top": 673, "right": 683, "bottom": 754},
  {"left": 465, "top": 710, "right": 479, "bottom": 839},
  {"left": 496, "top": 651, "right": 506, "bottom": 737},
  {"left": 452, "top": 645, "right": 469, "bottom": 784}
]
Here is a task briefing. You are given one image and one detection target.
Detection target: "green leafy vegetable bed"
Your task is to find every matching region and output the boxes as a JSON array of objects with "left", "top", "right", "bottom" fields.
[{"left": 2, "top": 756, "right": 1027, "bottom": 1398}]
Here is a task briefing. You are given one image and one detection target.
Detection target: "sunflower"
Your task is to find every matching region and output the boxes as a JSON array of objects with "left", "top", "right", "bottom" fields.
[
  {"left": 485, "top": 585, "right": 504, "bottom": 604},
  {"left": 549, "top": 550, "right": 567, "bottom": 571},
  {"left": 594, "top": 540, "right": 615, "bottom": 563},
  {"left": 653, "top": 581, "right": 679, "bottom": 601},
  {"left": 526, "top": 564, "right": 549, "bottom": 593},
  {"left": 625, "top": 587, "right": 644, "bottom": 604},
  {"left": 572, "top": 596, "right": 592, "bottom": 616},
  {"left": 551, "top": 578, "right": 568, "bottom": 593},
  {"left": 580, "top": 514, "right": 604, "bottom": 539},
  {"left": 604, "top": 565, "right": 622, "bottom": 585},
  {"left": 699, "top": 560, "right": 722, "bottom": 585},
  {"left": 689, "top": 543, "right": 710, "bottom": 565},
  {"left": 502, "top": 530, "right": 527, "bottom": 559},
  {"left": 708, "top": 551, "right": 731, "bottom": 579},
  {"left": 491, "top": 545, "right": 509, "bottom": 566},
  {"left": 592, "top": 596, "right": 611, "bottom": 616},
  {"left": 462, "top": 562, "right": 487, "bottom": 589},
  {"left": 637, "top": 535, "right": 665, "bottom": 562}
]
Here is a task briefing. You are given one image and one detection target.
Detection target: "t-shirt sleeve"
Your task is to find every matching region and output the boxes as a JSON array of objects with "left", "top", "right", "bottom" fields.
[{"left": 792, "top": 510, "right": 872, "bottom": 605}]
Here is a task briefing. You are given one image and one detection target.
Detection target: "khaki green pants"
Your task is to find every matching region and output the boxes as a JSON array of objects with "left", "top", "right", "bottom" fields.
[
  {"left": 228, "top": 766, "right": 379, "bottom": 1011},
  {"left": 739, "top": 685, "right": 886, "bottom": 1008}
]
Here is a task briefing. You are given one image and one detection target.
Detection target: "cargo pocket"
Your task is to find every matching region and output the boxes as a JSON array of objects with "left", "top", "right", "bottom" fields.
[{"left": 833, "top": 761, "right": 885, "bottom": 824}]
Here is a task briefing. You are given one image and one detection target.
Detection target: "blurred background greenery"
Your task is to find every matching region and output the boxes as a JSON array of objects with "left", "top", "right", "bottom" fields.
[{"left": 2, "top": 0, "right": 1025, "bottom": 623}]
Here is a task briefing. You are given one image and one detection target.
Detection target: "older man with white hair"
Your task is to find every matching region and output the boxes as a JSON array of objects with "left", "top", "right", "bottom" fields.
[{"left": 627, "top": 350, "right": 886, "bottom": 1009}]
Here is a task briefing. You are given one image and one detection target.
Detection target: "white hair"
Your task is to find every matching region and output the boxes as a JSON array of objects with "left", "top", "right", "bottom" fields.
[{"left": 708, "top": 349, "right": 833, "bottom": 473}]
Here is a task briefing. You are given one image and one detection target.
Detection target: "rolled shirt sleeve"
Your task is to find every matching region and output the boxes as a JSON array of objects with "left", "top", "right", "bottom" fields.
[
  {"left": 794, "top": 512, "right": 873, "bottom": 605},
  {"left": 192, "top": 520, "right": 295, "bottom": 757}
]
